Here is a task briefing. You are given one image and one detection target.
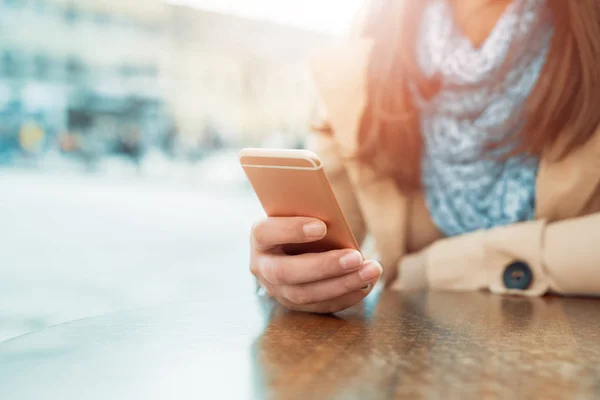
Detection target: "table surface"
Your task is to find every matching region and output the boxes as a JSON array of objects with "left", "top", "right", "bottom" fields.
[{"left": 1, "top": 287, "right": 600, "bottom": 400}]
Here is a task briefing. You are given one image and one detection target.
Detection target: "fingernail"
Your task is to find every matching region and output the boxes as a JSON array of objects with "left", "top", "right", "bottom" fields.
[
  {"left": 361, "top": 284, "right": 372, "bottom": 291},
  {"left": 359, "top": 262, "right": 382, "bottom": 282},
  {"left": 303, "top": 222, "right": 326, "bottom": 239},
  {"left": 339, "top": 250, "right": 363, "bottom": 270}
]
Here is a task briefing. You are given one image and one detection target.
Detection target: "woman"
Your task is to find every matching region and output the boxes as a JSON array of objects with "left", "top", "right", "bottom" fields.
[{"left": 249, "top": 0, "right": 600, "bottom": 313}]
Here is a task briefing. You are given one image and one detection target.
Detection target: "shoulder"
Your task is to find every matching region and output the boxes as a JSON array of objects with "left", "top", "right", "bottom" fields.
[
  {"left": 308, "top": 39, "right": 371, "bottom": 154},
  {"left": 349, "top": 0, "right": 376, "bottom": 37},
  {"left": 308, "top": 2, "right": 376, "bottom": 151}
]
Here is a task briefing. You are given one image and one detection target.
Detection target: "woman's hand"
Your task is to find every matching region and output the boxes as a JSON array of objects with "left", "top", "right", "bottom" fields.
[{"left": 250, "top": 217, "right": 383, "bottom": 314}]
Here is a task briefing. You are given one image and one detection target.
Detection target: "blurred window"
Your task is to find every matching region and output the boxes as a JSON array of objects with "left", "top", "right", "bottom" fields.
[
  {"left": 64, "top": 5, "right": 79, "bottom": 24},
  {"left": 33, "top": 54, "right": 50, "bottom": 80},
  {"left": 66, "top": 57, "right": 85, "bottom": 80},
  {"left": 0, "top": 51, "right": 17, "bottom": 78},
  {"left": 68, "top": 109, "right": 94, "bottom": 130}
]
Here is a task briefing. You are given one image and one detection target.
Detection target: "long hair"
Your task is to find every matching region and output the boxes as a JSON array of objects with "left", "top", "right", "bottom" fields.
[{"left": 355, "top": 0, "right": 600, "bottom": 192}]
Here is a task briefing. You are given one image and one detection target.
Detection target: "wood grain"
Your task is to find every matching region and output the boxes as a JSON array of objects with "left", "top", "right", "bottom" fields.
[
  {"left": 1, "top": 289, "right": 599, "bottom": 400},
  {"left": 253, "top": 291, "right": 600, "bottom": 399}
]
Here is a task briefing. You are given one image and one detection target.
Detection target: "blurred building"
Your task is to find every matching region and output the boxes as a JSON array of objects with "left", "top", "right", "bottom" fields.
[
  {"left": 164, "top": 5, "right": 332, "bottom": 148},
  {"left": 0, "top": 0, "right": 332, "bottom": 161},
  {"left": 0, "top": 0, "right": 169, "bottom": 159}
]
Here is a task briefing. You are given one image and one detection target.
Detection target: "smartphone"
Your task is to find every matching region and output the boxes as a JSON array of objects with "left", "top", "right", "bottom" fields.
[{"left": 239, "top": 148, "right": 360, "bottom": 255}]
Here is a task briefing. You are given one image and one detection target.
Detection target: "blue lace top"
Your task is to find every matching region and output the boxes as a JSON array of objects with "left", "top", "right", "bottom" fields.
[{"left": 411, "top": 0, "right": 553, "bottom": 237}]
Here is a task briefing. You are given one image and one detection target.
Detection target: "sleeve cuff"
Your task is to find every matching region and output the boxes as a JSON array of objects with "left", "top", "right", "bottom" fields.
[
  {"left": 391, "top": 251, "right": 429, "bottom": 291},
  {"left": 425, "top": 220, "right": 550, "bottom": 296}
]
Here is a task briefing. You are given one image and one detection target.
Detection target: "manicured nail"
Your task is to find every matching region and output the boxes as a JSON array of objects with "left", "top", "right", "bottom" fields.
[
  {"left": 303, "top": 222, "right": 326, "bottom": 239},
  {"left": 359, "top": 262, "right": 383, "bottom": 282},
  {"left": 339, "top": 250, "right": 363, "bottom": 270}
]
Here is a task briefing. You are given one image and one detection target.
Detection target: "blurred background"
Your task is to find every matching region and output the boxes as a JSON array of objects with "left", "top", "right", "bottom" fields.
[{"left": 0, "top": 0, "right": 361, "bottom": 341}]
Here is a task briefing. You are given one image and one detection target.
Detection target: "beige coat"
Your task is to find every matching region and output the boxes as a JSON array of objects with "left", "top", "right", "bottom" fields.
[{"left": 308, "top": 37, "right": 600, "bottom": 297}]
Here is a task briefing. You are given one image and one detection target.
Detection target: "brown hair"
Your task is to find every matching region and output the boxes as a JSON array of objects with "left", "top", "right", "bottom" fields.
[{"left": 355, "top": 0, "right": 600, "bottom": 192}]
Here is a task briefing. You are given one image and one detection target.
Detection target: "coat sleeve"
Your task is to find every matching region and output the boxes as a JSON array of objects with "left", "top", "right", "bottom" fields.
[
  {"left": 306, "top": 128, "right": 368, "bottom": 248},
  {"left": 394, "top": 212, "right": 600, "bottom": 297},
  {"left": 306, "top": 0, "right": 372, "bottom": 250}
]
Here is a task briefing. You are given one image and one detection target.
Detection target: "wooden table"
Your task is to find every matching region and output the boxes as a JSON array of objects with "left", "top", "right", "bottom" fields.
[{"left": 1, "top": 287, "right": 599, "bottom": 399}]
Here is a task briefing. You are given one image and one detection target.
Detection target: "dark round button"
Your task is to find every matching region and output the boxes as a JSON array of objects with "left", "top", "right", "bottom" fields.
[{"left": 503, "top": 261, "right": 533, "bottom": 290}]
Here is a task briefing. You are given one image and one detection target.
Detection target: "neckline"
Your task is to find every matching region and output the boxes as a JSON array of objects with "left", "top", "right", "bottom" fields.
[{"left": 444, "top": 0, "right": 520, "bottom": 51}]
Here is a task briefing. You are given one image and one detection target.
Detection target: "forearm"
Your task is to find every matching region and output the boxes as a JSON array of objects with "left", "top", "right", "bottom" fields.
[{"left": 394, "top": 213, "right": 600, "bottom": 297}]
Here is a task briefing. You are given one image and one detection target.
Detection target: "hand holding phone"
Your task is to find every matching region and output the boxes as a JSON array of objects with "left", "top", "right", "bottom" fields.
[{"left": 240, "top": 148, "right": 383, "bottom": 314}]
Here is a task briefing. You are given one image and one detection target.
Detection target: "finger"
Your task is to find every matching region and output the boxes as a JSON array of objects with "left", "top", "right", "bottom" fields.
[
  {"left": 259, "top": 249, "right": 364, "bottom": 285},
  {"left": 278, "top": 261, "right": 383, "bottom": 306},
  {"left": 252, "top": 217, "right": 326, "bottom": 250},
  {"left": 279, "top": 288, "right": 373, "bottom": 314}
]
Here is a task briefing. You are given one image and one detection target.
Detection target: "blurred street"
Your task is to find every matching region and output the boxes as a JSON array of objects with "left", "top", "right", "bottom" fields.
[
  {"left": 0, "top": 157, "right": 262, "bottom": 342},
  {"left": 0, "top": 0, "right": 349, "bottom": 345}
]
